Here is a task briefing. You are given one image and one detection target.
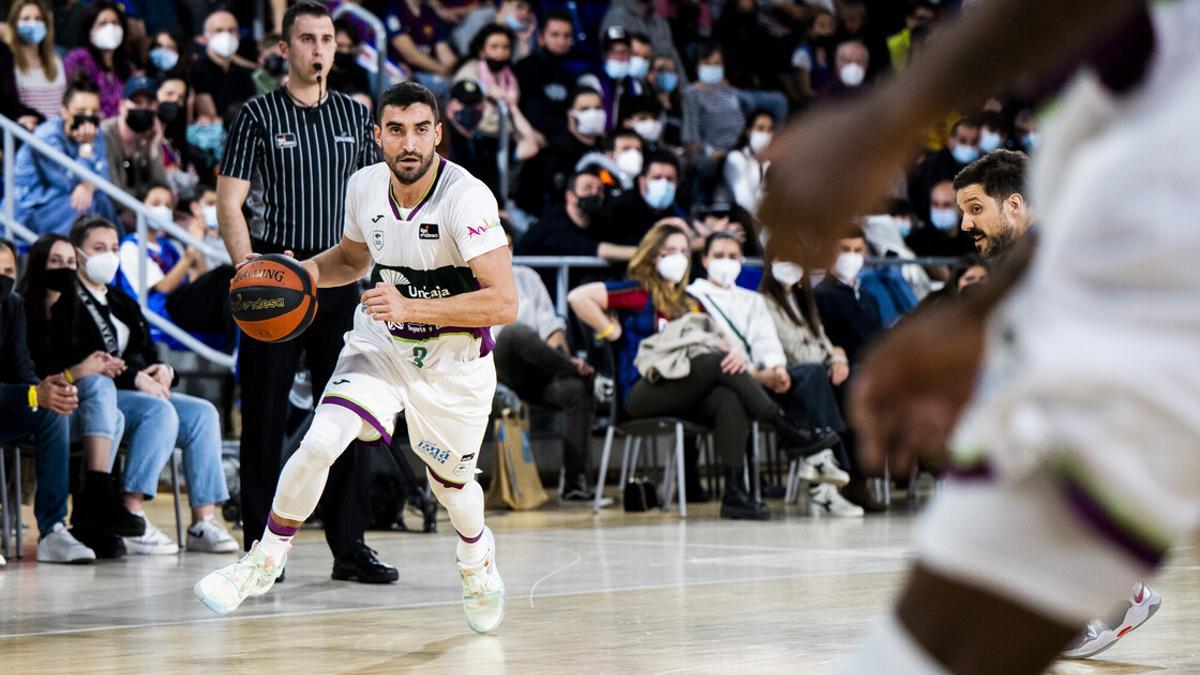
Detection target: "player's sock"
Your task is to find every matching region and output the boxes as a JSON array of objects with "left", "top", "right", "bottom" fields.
[
  {"left": 428, "top": 470, "right": 487, "bottom": 564},
  {"left": 259, "top": 514, "right": 297, "bottom": 561},
  {"left": 836, "top": 612, "right": 950, "bottom": 675}
]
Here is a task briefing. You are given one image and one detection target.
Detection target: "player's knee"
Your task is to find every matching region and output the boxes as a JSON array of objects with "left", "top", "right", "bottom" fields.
[
  {"left": 427, "top": 468, "right": 472, "bottom": 501},
  {"left": 297, "top": 415, "right": 348, "bottom": 468}
]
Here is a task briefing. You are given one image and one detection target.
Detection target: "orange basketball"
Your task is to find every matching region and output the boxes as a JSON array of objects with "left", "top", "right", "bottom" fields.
[{"left": 229, "top": 254, "right": 317, "bottom": 343}]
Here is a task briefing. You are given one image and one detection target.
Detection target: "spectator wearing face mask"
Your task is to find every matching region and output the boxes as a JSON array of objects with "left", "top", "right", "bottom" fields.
[
  {"left": 578, "top": 26, "right": 643, "bottom": 132},
  {"left": 146, "top": 29, "right": 190, "bottom": 83},
  {"left": 833, "top": 0, "right": 890, "bottom": 83},
  {"left": 600, "top": 149, "right": 681, "bottom": 247},
  {"left": 539, "top": 87, "right": 607, "bottom": 207},
  {"left": 63, "top": 1, "right": 133, "bottom": 119},
  {"left": 813, "top": 228, "right": 883, "bottom": 366},
  {"left": 788, "top": 10, "right": 839, "bottom": 104},
  {"left": 453, "top": 0, "right": 536, "bottom": 62},
  {"left": 617, "top": 93, "right": 672, "bottom": 153},
  {"left": 721, "top": 109, "right": 774, "bottom": 216},
  {"left": 646, "top": 56, "right": 683, "bottom": 146},
  {"left": 713, "top": 0, "right": 789, "bottom": 126},
  {"left": 7, "top": 0, "right": 66, "bottom": 122},
  {"left": 816, "top": 40, "right": 870, "bottom": 101},
  {"left": 910, "top": 116, "right": 982, "bottom": 218},
  {"left": 576, "top": 128, "right": 643, "bottom": 198},
  {"left": 452, "top": 24, "right": 543, "bottom": 161},
  {"left": 153, "top": 76, "right": 197, "bottom": 187},
  {"left": 518, "top": 169, "right": 636, "bottom": 268},
  {"left": 681, "top": 42, "right": 745, "bottom": 202},
  {"left": 906, "top": 180, "right": 976, "bottom": 259},
  {"left": 100, "top": 75, "right": 169, "bottom": 198},
  {"left": 5, "top": 77, "right": 119, "bottom": 235},
  {"left": 180, "top": 185, "right": 227, "bottom": 269},
  {"left": 444, "top": 78, "right": 503, "bottom": 200},
  {"left": 192, "top": 11, "right": 256, "bottom": 122},
  {"left": 328, "top": 20, "right": 371, "bottom": 100},
  {"left": 250, "top": 32, "right": 288, "bottom": 96},
  {"left": 887, "top": 1, "right": 938, "bottom": 73},
  {"left": 513, "top": 9, "right": 575, "bottom": 140},
  {"left": 600, "top": 0, "right": 686, "bottom": 89}
]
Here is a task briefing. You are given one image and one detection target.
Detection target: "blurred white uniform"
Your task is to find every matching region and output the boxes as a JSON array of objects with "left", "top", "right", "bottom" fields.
[{"left": 915, "top": 0, "right": 1200, "bottom": 625}]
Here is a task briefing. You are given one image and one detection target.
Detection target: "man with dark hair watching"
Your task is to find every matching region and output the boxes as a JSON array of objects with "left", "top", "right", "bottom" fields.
[
  {"left": 217, "top": 0, "right": 396, "bottom": 583},
  {"left": 518, "top": 169, "right": 636, "bottom": 261},
  {"left": 513, "top": 8, "right": 576, "bottom": 139},
  {"left": 952, "top": 149, "right": 1033, "bottom": 258},
  {"left": 599, "top": 149, "right": 681, "bottom": 246}
]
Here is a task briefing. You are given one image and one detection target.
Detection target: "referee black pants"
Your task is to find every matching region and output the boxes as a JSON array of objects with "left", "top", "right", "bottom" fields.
[{"left": 237, "top": 243, "right": 369, "bottom": 558}]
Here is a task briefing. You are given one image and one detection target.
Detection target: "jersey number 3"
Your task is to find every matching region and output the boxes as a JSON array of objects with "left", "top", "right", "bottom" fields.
[{"left": 412, "top": 346, "right": 428, "bottom": 368}]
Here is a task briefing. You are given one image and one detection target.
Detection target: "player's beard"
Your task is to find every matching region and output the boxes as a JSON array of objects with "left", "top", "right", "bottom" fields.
[{"left": 387, "top": 148, "right": 435, "bottom": 185}]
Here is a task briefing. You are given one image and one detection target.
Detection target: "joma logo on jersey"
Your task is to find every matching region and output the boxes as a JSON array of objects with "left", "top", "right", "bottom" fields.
[
  {"left": 418, "top": 223, "right": 439, "bottom": 240},
  {"left": 417, "top": 440, "right": 450, "bottom": 464}
]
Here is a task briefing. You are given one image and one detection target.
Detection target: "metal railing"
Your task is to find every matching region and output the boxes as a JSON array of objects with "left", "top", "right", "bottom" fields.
[
  {"left": 1, "top": 114, "right": 235, "bottom": 369},
  {"left": 331, "top": 3, "right": 389, "bottom": 103}
]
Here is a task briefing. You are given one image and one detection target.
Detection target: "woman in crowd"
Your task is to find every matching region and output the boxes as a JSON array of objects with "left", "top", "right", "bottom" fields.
[
  {"left": 37, "top": 216, "right": 237, "bottom": 555},
  {"left": 569, "top": 222, "right": 824, "bottom": 521},
  {"left": 145, "top": 29, "right": 191, "bottom": 83},
  {"left": 721, "top": 110, "right": 774, "bottom": 216},
  {"left": 691, "top": 234, "right": 863, "bottom": 516},
  {"left": 6, "top": 0, "right": 66, "bottom": 121},
  {"left": 452, "top": 24, "right": 543, "bottom": 161},
  {"left": 19, "top": 233, "right": 148, "bottom": 556},
  {"left": 63, "top": 1, "right": 133, "bottom": 118}
]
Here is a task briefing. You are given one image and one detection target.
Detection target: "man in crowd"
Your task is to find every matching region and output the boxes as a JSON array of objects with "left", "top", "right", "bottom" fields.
[
  {"left": 192, "top": 10, "right": 257, "bottom": 121},
  {"left": 100, "top": 76, "right": 168, "bottom": 198},
  {"left": 513, "top": 9, "right": 576, "bottom": 139}
]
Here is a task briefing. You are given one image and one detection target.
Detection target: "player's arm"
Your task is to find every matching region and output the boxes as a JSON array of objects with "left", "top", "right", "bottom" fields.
[
  {"left": 758, "top": 0, "right": 1141, "bottom": 268},
  {"left": 361, "top": 246, "right": 518, "bottom": 327},
  {"left": 216, "top": 175, "right": 254, "bottom": 265},
  {"left": 302, "top": 236, "right": 373, "bottom": 289}
]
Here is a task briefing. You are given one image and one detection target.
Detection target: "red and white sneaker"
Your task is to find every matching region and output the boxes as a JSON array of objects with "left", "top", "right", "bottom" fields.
[{"left": 1062, "top": 582, "right": 1162, "bottom": 659}]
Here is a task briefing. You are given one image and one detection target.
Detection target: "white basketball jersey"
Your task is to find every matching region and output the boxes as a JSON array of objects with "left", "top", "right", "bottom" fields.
[{"left": 342, "top": 157, "right": 507, "bottom": 367}]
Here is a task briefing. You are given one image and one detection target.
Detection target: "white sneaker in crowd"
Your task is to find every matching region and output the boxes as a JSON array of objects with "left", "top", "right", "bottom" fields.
[
  {"left": 124, "top": 513, "right": 180, "bottom": 555},
  {"left": 187, "top": 516, "right": 240, "bottom": 553},
  {"left": 458, "top": 526, "right": 506, "bottom": 634},
  {"left": 808, "top": 483, "right": 865, "bottom": 517},
  {"left": 1063, "top": 582, "right": 1162, "bottom": 659},
  {"left": 37, "top": 522, "right": 97, "bottom": 564},
  {"left": 194, "top": 541, "right": 287, "bottom": 614},
  {"left": 803, "top": 449, "right": 851, "bottom": 487}
]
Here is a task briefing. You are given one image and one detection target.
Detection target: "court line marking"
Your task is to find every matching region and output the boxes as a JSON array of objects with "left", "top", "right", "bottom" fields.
[
  {"left": 526, "top": 548, "right": 582, "bottom": 608},
  {"left": 0, "top": 567, "right": 906, "bottom": 640}
]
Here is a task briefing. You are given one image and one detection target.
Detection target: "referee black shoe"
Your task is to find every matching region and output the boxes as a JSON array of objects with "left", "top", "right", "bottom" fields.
[{"left": 332, "top": 542, "right": 399, "bottom": 584}]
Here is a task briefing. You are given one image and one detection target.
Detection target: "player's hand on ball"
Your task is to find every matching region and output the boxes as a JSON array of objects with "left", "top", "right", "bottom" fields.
[{"left": 361, "top": 282, "right": 408, "bottom": 323}]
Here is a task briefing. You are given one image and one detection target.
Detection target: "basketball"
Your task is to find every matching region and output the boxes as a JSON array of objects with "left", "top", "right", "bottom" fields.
[{"left": 229, "top": 254, "right": 317, "bottom": 343}]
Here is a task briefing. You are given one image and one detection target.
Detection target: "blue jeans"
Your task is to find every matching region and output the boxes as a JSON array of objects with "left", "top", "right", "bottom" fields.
[
  {"left": 71, "top": 376, "right": 125, "bottom": 454},
  {"left": 0, "top": 389, "right": 70, "bottom": 535},
  {"left": 117, "top": 390, "right": 229, "bottom": 507}
]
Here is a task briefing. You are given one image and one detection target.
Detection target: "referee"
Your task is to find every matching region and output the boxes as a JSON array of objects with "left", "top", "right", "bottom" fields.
[{"left": 217, "top": 1, "right": 396, "bottom": 583}]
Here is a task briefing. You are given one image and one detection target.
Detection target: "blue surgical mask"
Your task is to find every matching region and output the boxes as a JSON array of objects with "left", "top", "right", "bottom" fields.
[
  {"left": 979, "top": 130, "right": 1002, "bottom": 153},
  {"left": 505, "top": 14, "right": 528, "bottom": 32},
  {"left": 1022, "top": 132, "right": 1041, "bottom": 151},
  {"left": 655, "top": 71, "right": 678, "bottom": 93},
  {"left": 643, "top": 178, "right": 676, "bottom": 210},
  {"left": 697, "top": 64, "right": 724, "bottom": 85},
  {"left": 150, "top": 47, "right": 179, "bottom": 72},
  {"left": 951, "top": 143, "right": 980, "bottom": 164},
  {"left": 628, "top": 56, "right": 649, "bottom": 79},
  {"left": 17, "top": 20, "right": 47, "bottom": 45},
  {"left": 929, "top": 208, "right": 960, "bottom": 231},
  {"left": 604, "top": 59, "right": 629, "bottom": 80},
  {"left": 895, "top": 218, "right": 913, "bottom": 238}
]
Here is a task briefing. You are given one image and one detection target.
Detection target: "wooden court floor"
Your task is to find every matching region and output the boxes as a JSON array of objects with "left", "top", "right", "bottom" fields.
[{"left": 2, "top": 496, "right": 1198, "bottom": 673}]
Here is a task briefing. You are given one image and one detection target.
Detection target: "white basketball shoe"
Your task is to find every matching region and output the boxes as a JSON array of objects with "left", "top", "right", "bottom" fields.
[
  {"left": 194, "top": 541, "right": 287, "bottom": 614},
  {"left": 458, "top": 526, "right": 506, "bottom": 634},
  {"left": 1062, "top": 582, "right": 1161, "bottom": 659}
]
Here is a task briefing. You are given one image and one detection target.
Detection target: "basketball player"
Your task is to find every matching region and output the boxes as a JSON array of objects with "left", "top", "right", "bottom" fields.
[
  {"left": 196, "top": 82, "right": 516, "bottom": 634},
  {"left": 953, "top": 149, "right": 1162, "bottom": 659},
  {"left": 757, "top": 0, "right": 1198, "bottom": 672}
]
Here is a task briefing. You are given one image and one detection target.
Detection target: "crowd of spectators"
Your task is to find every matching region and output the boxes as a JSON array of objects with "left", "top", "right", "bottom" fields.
[{"left": 0, "top": 0, "right": 1051, "bottom": 560}]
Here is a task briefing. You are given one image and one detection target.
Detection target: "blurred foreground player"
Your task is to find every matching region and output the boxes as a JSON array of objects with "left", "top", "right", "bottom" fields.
[
  {"left": 758, "top": 1, "right": 1198, "bottom": 672},
  {"left": 197, "top": 82, "right": 516, "bottom": 634}
]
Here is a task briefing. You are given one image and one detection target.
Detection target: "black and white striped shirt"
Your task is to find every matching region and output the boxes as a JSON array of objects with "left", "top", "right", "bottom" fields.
[{"left": 221, "top": 88, "right": 378, "bottom": 253}]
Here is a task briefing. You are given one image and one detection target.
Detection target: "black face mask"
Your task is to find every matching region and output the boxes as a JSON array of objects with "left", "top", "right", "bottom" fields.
[
  {"left": 576, "top": 195, "right": 604, "bottom": 219},
  {"left": 126, "top": 107, "right": 155, "bottom": 133},
  {"left": 44, "top": 267, "right": 77, "bottom": 293},
  {"left": 157, "top": 101, "right": 181, "bottom": 125},
  {"left": 454, "top": 106, "right": 483, "bottom": 130},
  {"left": 70, "top": 114, "right": 100, "bottom": 132},
  {"left": 264, "top": 54, "right": 288, "bottom": 77},
  {"left": 484, "top": 58, "right": 510, "bottom": 74},
  {"left": 0, "top": 274, "right": 13, "bottom": 302}
]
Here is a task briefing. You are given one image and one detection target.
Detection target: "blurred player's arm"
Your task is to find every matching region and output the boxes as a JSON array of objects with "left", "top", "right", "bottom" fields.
[
  {"left": 302, "top": 236, "right": 373, "bottom": 288},
  {"left": 361, "top": 246, "right": 518, "bottom": 327},
  {"left": 759, "top": 0, "right": 1140, "bottom": 267},
  {"left": 216, "top": 175, "right": 254, "bottom": 264}
]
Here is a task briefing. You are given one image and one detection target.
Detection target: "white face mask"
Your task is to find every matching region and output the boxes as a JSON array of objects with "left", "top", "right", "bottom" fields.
[
  {"left": 749, "top": 130, "right": 773, "bottom": 154},
  {"left": 631, "top": 118, "right": 663, "bottom": 143},
  {"left": 91, "top": 24, "right": 124, "bottom": 51},
  {"left": 839, "top": 62, "right": 865, "bottom": 87},
  {"left": 834, "top": 251, "right": 865, "bottom": 283},
  {"left": 706, "top": 257, "right": 741, "bottom": 287},
  {"left": 770, "top": 261, "right": 803, "bottom": 287},
  {"left": 209, "top": 31, "right": 240, "bottom": 59},
  {"left": 147, "top": 205, "right": 173, "bottom": 227},
  {"left": 573, "top": 108, "right": 606, "bottom": 137},
  {"left": 82, "top": 250, "right": 120, "bottom": 286},
  {"left": 203, "top": 205, "right": 219, "bottom": 229},
  {"left": 655, "top": 252, "right": 689, "bottom": 284},
  {"left": 615, "top": 148, "right": 643, "bottom": 176}
]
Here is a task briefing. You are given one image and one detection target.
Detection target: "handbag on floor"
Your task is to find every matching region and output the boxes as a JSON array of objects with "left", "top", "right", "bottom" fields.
[
  {"left": 485, "top": 406, "right": 549, "bottom": 511},
  {"left": 623, "top": 476, "right": 660, "bottom": 512}
]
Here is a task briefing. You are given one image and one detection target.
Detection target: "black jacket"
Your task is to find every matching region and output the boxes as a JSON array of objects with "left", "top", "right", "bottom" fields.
[
  {"left": 35, "top": 281, "right": 164, "bottom": 390},
  {"left": 513, "top": 48, "right": 575, "bottom": 139},
  {"left": 813, "top": 276, "right": 883, "bottom": 365},
  {"left": 600, "top": 189, "right": 675, "bottom": 247},
  {"left": 0, "top": 291, "right": 41, "bottom": 413}
]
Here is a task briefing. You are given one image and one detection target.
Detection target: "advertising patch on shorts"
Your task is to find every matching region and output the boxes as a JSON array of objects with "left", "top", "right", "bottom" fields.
[
  {"left": 418, "top": 440, "right": 450, "bottom": 464},
  {"left": 454, "top": 452, "right": 476, "bottom": 476}
]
